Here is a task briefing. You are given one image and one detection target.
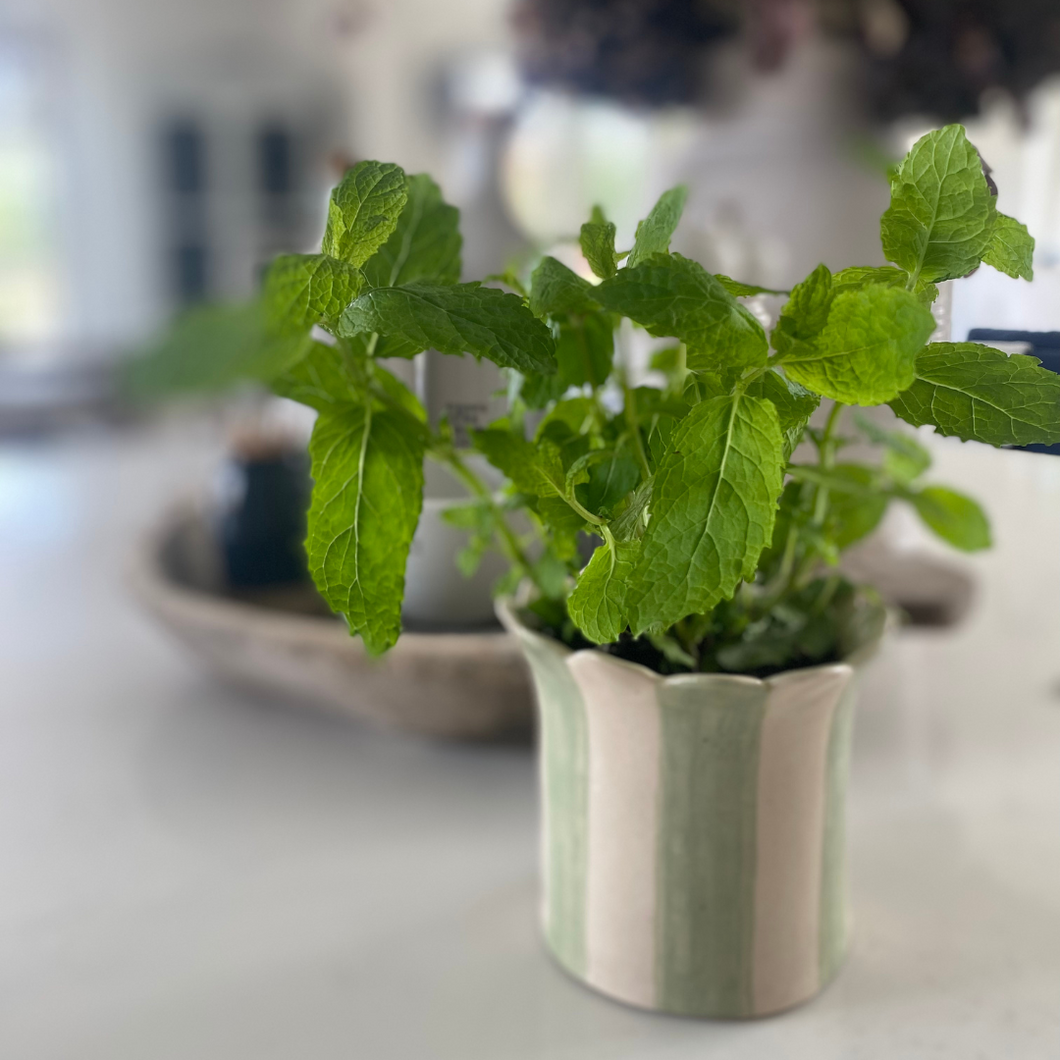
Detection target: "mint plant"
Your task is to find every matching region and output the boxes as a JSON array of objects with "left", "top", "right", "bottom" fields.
[{"left": 137, "top": 125, "right": 1059, "bottom": 673}]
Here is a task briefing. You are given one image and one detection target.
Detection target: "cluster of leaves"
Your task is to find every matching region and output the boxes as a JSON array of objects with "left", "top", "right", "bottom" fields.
[
  {"left": 483, "top": 124, "right": 1052, "bottom": 670},
  {"left": 134, "top": 124, "right": 1060, "bottom": 675}
]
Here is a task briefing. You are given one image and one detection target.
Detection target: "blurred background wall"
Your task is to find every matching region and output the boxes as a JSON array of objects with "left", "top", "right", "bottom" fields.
[{"left": 1, "top": 0, "right": 1059, "bottom": 395}]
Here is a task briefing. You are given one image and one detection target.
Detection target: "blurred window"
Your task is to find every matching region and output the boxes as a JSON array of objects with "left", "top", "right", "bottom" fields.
[
  {"left": 166, "top": 120, "right": 205, "bottom": 197},
  {"left": 258, "top": 124, "right": 292, "bottom": 197},
  {"left": 174, "top": 243, "right": 208, "bottom": 304},
  {"left": 161, "top": 117, "right": 209, "bottom": 306},
  {"left": 0, "top": 36, "right": 63, "bottom": 351}
]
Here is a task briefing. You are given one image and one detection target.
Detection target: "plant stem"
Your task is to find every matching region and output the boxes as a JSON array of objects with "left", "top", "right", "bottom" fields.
[
  {"left": 622, "top": 376, "right": 653, "bottom": 481},
  {"left": 812, "top": 400, "right": 845, "bottom": 527},
  {"left": 440, "top": 447, "right": 544, "bottom": 592},
  {"left": 563, "top": 490, "right": 607, "bottom": 527}
]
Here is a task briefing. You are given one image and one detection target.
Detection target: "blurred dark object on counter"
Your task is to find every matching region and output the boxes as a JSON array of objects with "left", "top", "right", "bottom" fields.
[
  {"left": 512, "top": 0, "right": 1060, "bottom": 120},
  {"left": 968, "top": 329, "right": 1060, "bottom": 456},
  {"left": 215, "top": 436, "right": 311, "bottom": 589}
]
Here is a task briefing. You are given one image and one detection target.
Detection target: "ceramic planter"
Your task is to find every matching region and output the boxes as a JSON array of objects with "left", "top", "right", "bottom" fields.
[{"left": 497, "top": 599, "right": 884, "bottom": 1019}]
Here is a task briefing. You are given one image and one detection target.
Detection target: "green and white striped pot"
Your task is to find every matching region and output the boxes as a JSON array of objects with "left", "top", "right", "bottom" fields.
[{"left": 498, "top": 599, "right": 885, "bottom": 1019}]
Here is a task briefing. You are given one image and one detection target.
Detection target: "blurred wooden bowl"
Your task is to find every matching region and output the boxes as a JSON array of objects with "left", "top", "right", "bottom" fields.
[{"left": 130, "top": 505, "right": 533, "bottom": 741}]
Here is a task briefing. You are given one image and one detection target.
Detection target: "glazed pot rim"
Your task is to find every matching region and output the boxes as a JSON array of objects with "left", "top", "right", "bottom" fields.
[{"left": 495, "top": 595, "right": 889, "bottom": 690}]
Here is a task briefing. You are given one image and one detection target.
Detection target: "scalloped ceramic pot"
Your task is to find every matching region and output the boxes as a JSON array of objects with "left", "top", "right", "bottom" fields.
[{"left": 497, "top": 599, "right": 884, "bottom": 1019}]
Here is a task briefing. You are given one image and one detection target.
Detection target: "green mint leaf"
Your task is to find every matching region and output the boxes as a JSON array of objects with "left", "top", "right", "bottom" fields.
[
  {"left": 580, "top": 205, "right": 619, "bottom": 279},
  {"left": 596, "top": 253, "right": 767, "bottom": 370},
  {"left": 909, "top": 485, "right": 991, "bottom": 552},
  {"left": 853, "top": 411, "right": 931, "bottom": 482},
  {"left": 535, "top": 495, "right": 589, "bottom": 535},
  {"left": 361, "top": 172, "right": 461, "bottom": 288},
  {"left": 306, "top": 406, "right": 425, "bottom": 655},
  {"left": 338, "top": 282, "right": 557, "bottom": 375},
  {"left": 745, "top": 368, "right": 820, "bottom": 459},
  {"left": 555, "top": 311, "right": 614, "bottom": 389},
  {"left": 649, "top": 343, "right": 683, "bottom": 372},
  {"left": 575, "top": 452, "right": 640, "bottom": 517},
  {"left": 373, "top": 362, "right": 429, "bottom": 422},
  {"left": 715, "top": 275, "right": 789, "bottom": 298},
  {"left": 568, "top": 538, "right": 639, "bottom": 644},
  {"left": 782, "top": 285, "right": 935, "bottom": 405},
  {"left": 626, "top": 394, "right": 784, "bottom": 634},
  {"left": 889, "top": 342, "right": 1060, "bottom": 446},
  {"left": 828, "top": 466, "right": 890, "bottom": 549},
  {"left": 270, "top": 338, "right": 362, "bottom": 411},
  {"left": 536, "top": 420, "right": 592, "bottom": 477},
  {"left": 832, "top": 264, "right": 939, "bottom": 307},
  {"left": 518, "top": 369, "right": 567, "bottom": 409},
  {"left": 880, "top": 125, "right": 996, "bottom": 284},
  {"left": 270, "top": 335, "right": 426, "bottom": 423},
  {"left": 982, "top": 211, "right": 1035, "bottom": 280},
  {"left": 536, "top": 396, "right": 598, "bottom": 439},
  {"left": 321, "top": 161, "right": 408, "bottom": 267},
  {"left": 263, "top": 254, "right": 363, "bottom": 333},
  {"left": 125, "top": 302, "right": 311, "bottom": 396},
  {"left": 626, "top": 185, "right": 688, "bottom": 267},
  {"left": 470, "top": 427, "right": 563, "bottom": 497},
  {"left": 528, "top": 256, "right": 600, "bottom": 318}
]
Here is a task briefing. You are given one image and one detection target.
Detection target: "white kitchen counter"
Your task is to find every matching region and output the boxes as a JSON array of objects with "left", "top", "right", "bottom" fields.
[{"left": 1, "top": 415, "right": 1058, "bottom": 1059}]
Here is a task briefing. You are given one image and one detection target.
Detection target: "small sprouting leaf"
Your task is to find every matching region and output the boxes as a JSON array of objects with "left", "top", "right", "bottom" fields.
[
  {"left": 263, "top": 254, "right": 364, "bottom": 333},
  {"left": 626, "top": 394, "right": 784, "bottom": 634},
  {"left": 322, "top": 161, "right": 409, "bottom": 267},
  {"left": 982, "top": 212, "right": 1035, "bottom": 281},
  {"left": 771, "top": 264, "right": 834, "bottom": 359},
  {"left": 580, "top": 205, "right": 619, "bottom": 279},
  {"left": 910, "top": 486, "right": 991, "bottom": 551},
  {"left": 361, "top": 172, "right": 462, "bottom": 288},
  {"left": 306, "top": 406, "right": 425, "bottom": 655},
  {"left": 626, "top": 185, "right": 688, "bottom": 267},
  {"left": 781, "top": 285, "right": 936, "bottom": 405},
  {"left": 528, "top": 256, "right": 600, "bottom": 318},
  {"left": 889, "top": 342, "right": 1060, "bottom": 446},
  {"left": 568, "top": 537, "right": 639, "bottom": 644},
  {"left": 611, "top": 479, "right": 652, "bottom": 542},
  {"left": 339, "top": 282, "right": 557, "bottom": 375},
  {"left": 442, "top": 499, "right": 495, "bottom": 576},
  {"left": 880, "top": 125, "right": 997, "bottom": 284},
  {"left": 596, "top": 253, "right": 768, "bottom": 370}
]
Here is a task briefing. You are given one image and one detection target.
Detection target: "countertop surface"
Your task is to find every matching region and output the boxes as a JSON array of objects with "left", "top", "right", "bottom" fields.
[{"left": 1, "top": 416, "right": 1058, "bottom": 1059}]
